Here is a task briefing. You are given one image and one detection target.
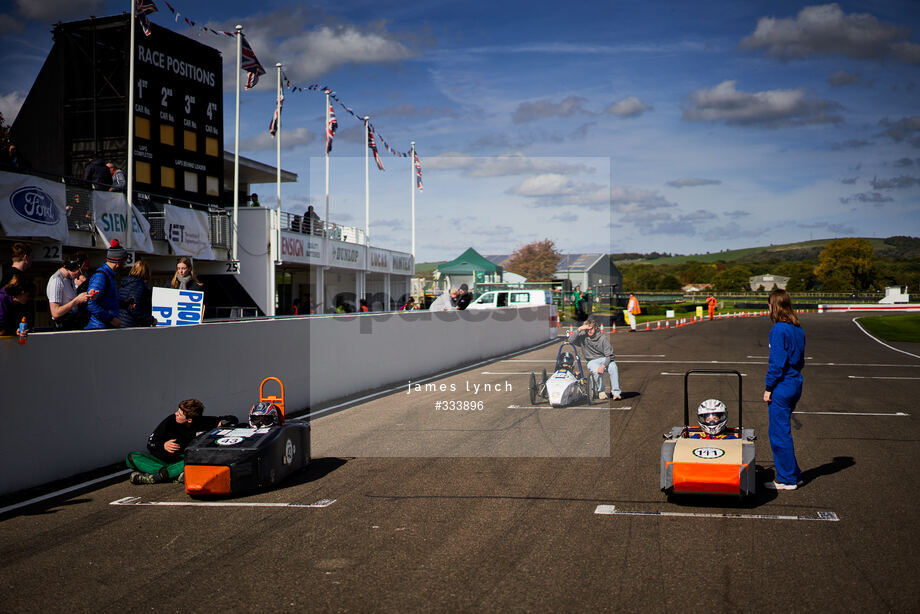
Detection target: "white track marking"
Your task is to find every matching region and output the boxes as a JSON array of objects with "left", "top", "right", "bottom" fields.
[
  {"left": 110, "top": 497, "right": 336, "bottom": 508},
  {"left": 507, "top": 404, "right": 632, "bottom": 411},
  {"left": 304, "top": 338, "right": 558, "bottom": 419},
  {"left": 852, "top": 317, "right": 920, "bottom": 360},
  {"left": 481, "top": 372, "right": 532, "bottom": 375},
  {"left": 0, "top": 470, "right": 130, "bottom": 516},
  {"left": 594, "top": 505, "right": 839, "bottom": 522},
  {"left": 847, "top": 375, "right": 920, "bottom": 380},
  {"left": 504, "top": 358, "right": 919, "bottom": 367},
  {"left": 660, "top": 372, "right": 747, "bottom": 376},
  {"left": 506, "top": 355, "right": 665, "bottom": 362},
  {"left": 793, "top": 411, "right": 909, "bottom": 417}
]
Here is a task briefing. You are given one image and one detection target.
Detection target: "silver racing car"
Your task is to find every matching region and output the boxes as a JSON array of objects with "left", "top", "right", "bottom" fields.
[{"left": 529, "top": 342, "right": 597, "bottom": 407}]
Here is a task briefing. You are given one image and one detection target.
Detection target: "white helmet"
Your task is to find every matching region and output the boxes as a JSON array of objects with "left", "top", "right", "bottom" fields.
[{"left": 697, "top": 399, "right": 727, "bottom": 436}]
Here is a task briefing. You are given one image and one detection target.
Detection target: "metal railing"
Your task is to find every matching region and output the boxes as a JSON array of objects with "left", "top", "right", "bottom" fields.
[{"left": 20, "top": 169, "right": 235, "bottom": 250}]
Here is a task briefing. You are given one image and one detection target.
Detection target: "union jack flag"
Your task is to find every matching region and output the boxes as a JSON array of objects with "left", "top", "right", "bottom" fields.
[
  {"left": 136, "top": 0, "right": 158, "bottom": 38},
  {"left": 414, "top": 150, "right": 423, "bottom": 191},
  {"left": 367, "top": 124, "right": 385, "bottom": 171},
  {"left": 269, "top": 94, "right": 283, "bottom": 136},
  {"left": 325, "top": 98, "right": 338, "bottom": 154},
  {"left": 240, "top": 34, "right": 265, "bottom": 90}
]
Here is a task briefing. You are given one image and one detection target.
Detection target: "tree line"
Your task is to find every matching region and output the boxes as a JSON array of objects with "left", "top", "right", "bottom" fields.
[{"left": 616, "top": 237, "right": 920, "bottom": 293}]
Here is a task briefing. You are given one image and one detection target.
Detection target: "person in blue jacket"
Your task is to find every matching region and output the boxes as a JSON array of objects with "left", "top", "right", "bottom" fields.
[
  {"left": 86, "top": 240, "right": 126, "bottom": 329},
  {"left": 763, "top": 289, "right": 806, "bottom": 490},
  {"left": 119, "top": 259, "right": 157, "bottom": 327}
]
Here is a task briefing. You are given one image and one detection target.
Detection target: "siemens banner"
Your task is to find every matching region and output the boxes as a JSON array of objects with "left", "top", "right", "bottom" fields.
[
  {"left": 92, "top": 191, "right": 153, "bottom": 253},
  {"left": 0, "top": 171, "right": 69, "bottom": 242}
]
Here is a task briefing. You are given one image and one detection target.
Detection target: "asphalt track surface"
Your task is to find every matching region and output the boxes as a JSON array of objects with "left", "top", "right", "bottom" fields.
[{"left": 2, "top": 312, "right": 919, "bottom": 613}]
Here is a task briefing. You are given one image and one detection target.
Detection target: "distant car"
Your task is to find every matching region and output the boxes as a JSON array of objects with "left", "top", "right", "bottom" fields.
[{"left": 467, "top": 289, "right": 553, "bottom": 310}]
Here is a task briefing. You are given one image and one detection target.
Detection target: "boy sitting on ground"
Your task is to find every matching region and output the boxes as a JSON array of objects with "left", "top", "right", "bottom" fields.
[{"left": 127, "top": 399, "right": 237, "bottom": 484}]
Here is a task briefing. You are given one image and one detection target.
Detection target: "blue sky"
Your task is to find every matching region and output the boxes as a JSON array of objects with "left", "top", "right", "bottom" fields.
[{"left": 2, "top": 0, "right": 919, "bottom": 261}]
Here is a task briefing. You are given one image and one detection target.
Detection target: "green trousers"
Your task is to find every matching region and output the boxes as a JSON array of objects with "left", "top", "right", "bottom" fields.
[{"left": 126, "top": 452, "right": 184, "bottom": 480}]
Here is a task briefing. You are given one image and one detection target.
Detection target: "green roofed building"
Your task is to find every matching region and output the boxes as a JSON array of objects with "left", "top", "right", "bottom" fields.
[{"left": 435, "top": 247, "right": 503, "bottom": 289}]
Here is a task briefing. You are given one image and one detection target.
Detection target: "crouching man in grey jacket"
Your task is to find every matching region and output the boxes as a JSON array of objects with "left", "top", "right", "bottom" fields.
[{"left": 570, "top": 318, "right": 622, "bottom": 401}]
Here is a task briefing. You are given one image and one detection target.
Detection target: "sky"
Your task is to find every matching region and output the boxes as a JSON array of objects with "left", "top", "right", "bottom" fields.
[{"left": 1, "top": 0, "right": 919, "bottom": 262}]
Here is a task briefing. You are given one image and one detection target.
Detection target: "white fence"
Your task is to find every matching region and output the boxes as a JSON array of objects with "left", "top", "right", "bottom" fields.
[{"left": 1, "top": 306, "right": 553, "bottom": 494}]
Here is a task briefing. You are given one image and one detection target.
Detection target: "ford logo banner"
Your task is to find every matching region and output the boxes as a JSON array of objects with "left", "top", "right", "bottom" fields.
[{"left": 11, "top": 186, "right": 61, "bottom": 225}]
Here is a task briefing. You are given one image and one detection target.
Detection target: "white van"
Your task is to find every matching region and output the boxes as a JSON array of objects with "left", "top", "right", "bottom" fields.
[{"left": 466, "top": 289, "right": 554, "bottom": 310}]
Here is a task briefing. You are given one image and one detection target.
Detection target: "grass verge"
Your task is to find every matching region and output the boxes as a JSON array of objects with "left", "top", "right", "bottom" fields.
[{"left": 857, "top": 313, "right": 920, "bottom": 343}]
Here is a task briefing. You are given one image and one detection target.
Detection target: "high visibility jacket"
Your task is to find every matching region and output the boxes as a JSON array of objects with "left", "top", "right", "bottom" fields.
[
  {"left": 706, "top": 296, "right": 717, "bottom": 310},
  {"left": 627, "top": 295, "right": 641, "bottom": 315}
]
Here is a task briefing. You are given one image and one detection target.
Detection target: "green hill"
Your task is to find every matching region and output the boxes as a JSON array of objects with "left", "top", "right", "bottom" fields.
[{"left": 617, "top": 237, "right": 900, "bottom": 266}]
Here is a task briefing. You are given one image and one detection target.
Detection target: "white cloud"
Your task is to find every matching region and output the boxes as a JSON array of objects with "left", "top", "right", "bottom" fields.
[
  {"left": 878, "top": 116, "right": 920, "bottom": 148},
  {"left": 610, "top": 185, "right": 677, "bottom": 213},
  {"left": 605, "top": 96, "right": 652, "bottom": 118},
  {"left": 512, "top": 96, "right": 589, "bottom": 123},
  {"left": 739, "top": 3, "right": 920, "bottom": 64},
  {"left": 0, "top": 91, "right": 26, "bottom": 124},
  {"left": 509, "top": 173, "right": 576, "bottom": 197},
  {"left": 682, "top": 80, "right": 842, "bottom": 127},
  {"left": 240, "top": 127, "right": 316, "bottom": 151},
  {"left": 0, "top": 14, "right": 24, "bottom": 34},
  {"left": 666, "top": 177, "right": 721, "bottom": 188},
  {"left": 204, "top": 11, "right": 415, "bottom": 90},
  {"left": 424, "top": 153, "right": 594, "bottom": 177},
  {"left": 16, "top": 0, "right": 103, "bottom": 21},
  {"left": 828, "top": 69, "right": 869, "bottom": 87}
]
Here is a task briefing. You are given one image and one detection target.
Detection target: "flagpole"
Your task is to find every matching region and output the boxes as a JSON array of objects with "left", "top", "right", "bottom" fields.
[
  {"left": 126, "top": 1, "right": 136, "bottom": 250},
  {"left": 269, "top": 62, "right": 282, "bottom": 316},
  {"left": 364, "top": 116, "right": 370, "bottom": 248},
  {"left": 410, "top": 141, "right": 415, "bottom": 258},
  {"left": 324, "top": 89, "right": 330, "bottom": 240},
  {"left": 232, "top": 25, "right": 242, "bottom": 263},
  {"left": 275, "top": 62, "right": 282, "bottom": 261}
]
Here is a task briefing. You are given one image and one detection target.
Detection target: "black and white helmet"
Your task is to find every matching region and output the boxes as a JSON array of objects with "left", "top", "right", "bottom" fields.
[
  {"left": 249, "top": 402, "right": 282, "bottom": 429},
  {"left": 559, "top": 352, "right": 576, "bottom": 372},
  {"left": 697, "top": 399, "right": 727, "bottom": 436}
]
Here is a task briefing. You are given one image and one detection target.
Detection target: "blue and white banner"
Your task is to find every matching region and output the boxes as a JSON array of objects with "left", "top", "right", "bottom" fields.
[
  {"left": 93, "top": 191, "right": 154, "bottom": 253},
  {"left": 152, "top": 287, "right": 204, "bottom": 326},
  {"left": 0, "top": 170, "right": 69, "bottom": 242},
  {"left": 163, "top": 204, "right": 214, "bottom": 260}
]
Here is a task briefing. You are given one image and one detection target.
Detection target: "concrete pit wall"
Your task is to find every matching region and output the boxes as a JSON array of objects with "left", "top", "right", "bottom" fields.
[{"left": 1, "top": 306, "right": 553, "bottom": 495}]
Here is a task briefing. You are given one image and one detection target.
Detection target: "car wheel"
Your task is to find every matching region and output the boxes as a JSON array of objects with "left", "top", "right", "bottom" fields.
[
  {"left": 541, "top": 368, "right": 549, "bottom": 398},
  {"left": 529, "top": 372, "right": 537, "bottom": 405},
  {"left": 585, "top": 376, "right": 595, "bottom": 405}
]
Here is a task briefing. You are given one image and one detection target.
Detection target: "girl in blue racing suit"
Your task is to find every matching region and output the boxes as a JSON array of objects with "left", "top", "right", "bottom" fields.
[{"left": 763, "top": 289, "right": 806, "bottom": 490}]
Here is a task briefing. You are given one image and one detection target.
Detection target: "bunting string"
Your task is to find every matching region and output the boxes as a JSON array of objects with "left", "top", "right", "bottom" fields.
[
  {"left": 281, "top": 71, "right": 412, "bottom": 158},
  {"left": 141, "top": 1, "right": 419, "bottom": 171}
]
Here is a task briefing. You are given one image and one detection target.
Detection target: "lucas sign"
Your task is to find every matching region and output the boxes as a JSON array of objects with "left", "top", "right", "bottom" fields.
[{"left": 152, "top": 287, "right": 204, "bottom": 326}]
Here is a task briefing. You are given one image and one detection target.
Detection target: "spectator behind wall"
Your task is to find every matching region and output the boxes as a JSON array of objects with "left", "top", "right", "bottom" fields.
[
  {"left": 83, "top": 154, "right": 111, "bottom": 188},
  {"left": 107, "top": 163, "right": 126, "bottom": 192},
  {"left": 119, "top": 260, "right": 158, "bottom": 327},
  {"left": 170, "top": 257, "right": 203, "bottom": 291},
  {"left": 86, "top": 240, "right": 127, "bottom": 329},
  {"left": 1, "top": 242, "right": 32, "bottom": 289},
  {"left": 46, "top": 252, "right": 90, "bottom": 330},
  {"left": 0, "top": 274, "right": 35, "bottom": 335}
]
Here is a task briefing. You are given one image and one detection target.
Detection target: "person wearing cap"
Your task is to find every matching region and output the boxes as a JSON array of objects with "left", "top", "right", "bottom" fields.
[
  {"left": 456, "top": 283, "right": 472, "bottom": 310},
  {"left": 46, "top": 253, "right": 90, "bottom": 330},
  {"left": 85, "top": 240, "right": 127, "bottom": 329}
]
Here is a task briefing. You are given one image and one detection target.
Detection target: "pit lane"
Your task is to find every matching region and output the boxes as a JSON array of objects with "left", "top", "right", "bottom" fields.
[{"left": 1, "top": 312, "right": 917, "bottom": 612}]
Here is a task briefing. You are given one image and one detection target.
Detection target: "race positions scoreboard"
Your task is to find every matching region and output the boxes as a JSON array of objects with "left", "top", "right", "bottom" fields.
[{"left": 132, "top": 20, "right": 224, "bottom": 205}]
